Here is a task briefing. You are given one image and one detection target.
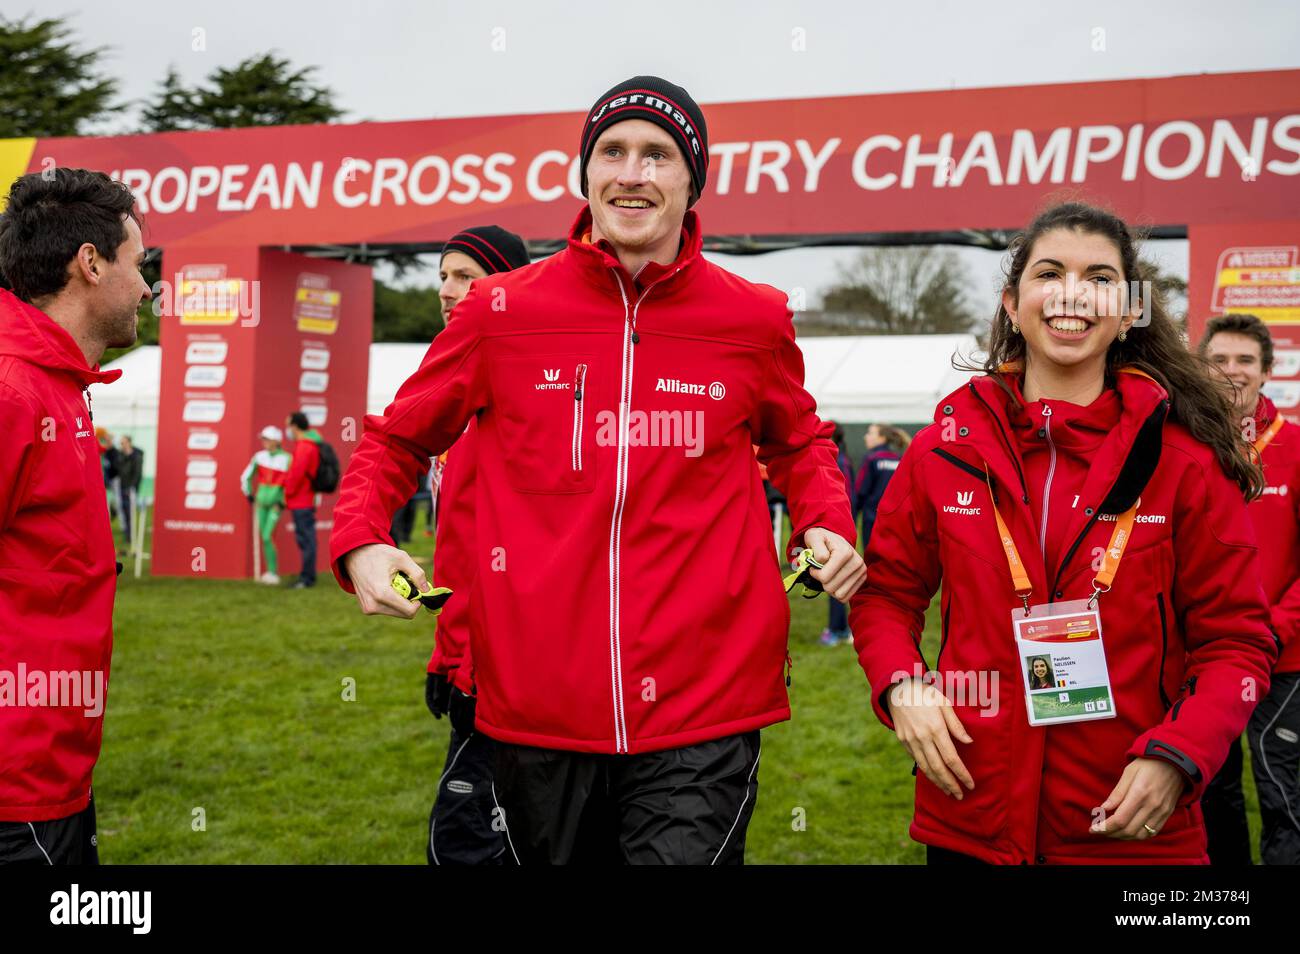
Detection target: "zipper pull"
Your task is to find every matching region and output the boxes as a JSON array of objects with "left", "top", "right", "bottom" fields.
[
  {"left": 1041, "top": 403, "right": 1052, "bottom": 418},
  {"left": 785, "top": 651, "right": 794, "bottom": 687},
  {"left": 573, "top": 363, "right": 585, "bottom": 400}
]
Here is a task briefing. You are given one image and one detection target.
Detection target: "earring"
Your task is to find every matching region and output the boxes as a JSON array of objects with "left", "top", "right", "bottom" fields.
[
  {"left": 1118, "top": 330, "right": 1128, "bottom": 342},
  {"left": 1011, "top": 322, "right": 1021, "bottom": 335}
]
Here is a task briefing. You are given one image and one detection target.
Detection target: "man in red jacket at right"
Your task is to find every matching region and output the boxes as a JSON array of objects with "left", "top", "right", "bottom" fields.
[
  {"left": 1202, "top": 313, "right": 1300, "bottom": 865},
  {"left": 331, "top": 75, "right": 862, "bottom": 863},
  {"left": 0, "top": 169, "right": 151, "bottom": 863}
]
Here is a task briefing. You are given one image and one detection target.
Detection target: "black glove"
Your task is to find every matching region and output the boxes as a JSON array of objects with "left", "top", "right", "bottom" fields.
[
  {"left": 449, "top": 686, "right": 477, "bottom": 738},
  {"left": 425, "top": 672, "right": 452, "bottom": 719}
]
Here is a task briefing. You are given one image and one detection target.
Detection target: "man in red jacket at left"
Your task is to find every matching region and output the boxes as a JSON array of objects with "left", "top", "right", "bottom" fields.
[{"left": 0, "top": 169, "right": 151, "bottom": 864}]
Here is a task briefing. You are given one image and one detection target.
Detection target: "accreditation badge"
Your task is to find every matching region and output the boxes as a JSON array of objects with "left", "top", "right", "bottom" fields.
[{"left": 1013, "top": 598, "right": 1117, "bottom": 727}]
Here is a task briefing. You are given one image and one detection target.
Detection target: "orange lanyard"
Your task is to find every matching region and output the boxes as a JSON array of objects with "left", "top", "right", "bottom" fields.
[
  {"left": 986, "top": 471, "right": 1138, "bottom": 615},
  {"left": 1253, "top": 415, "right": 1284, "bottom": 456}
]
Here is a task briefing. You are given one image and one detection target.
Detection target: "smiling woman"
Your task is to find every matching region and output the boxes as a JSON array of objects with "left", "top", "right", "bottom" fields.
[{"left": 851, "top": 200, "right": 1278, "bottom": 865}]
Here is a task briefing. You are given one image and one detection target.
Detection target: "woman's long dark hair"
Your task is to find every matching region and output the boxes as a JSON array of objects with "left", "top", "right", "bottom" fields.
[{"left": 961, "top": 201, "right": 1263, "bottom": 499}]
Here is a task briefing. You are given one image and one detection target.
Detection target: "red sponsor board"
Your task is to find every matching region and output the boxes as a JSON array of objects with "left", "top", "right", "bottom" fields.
[
  {"left": 17, "top": 69, "right": 1300, "bottom": 246},
  {"left": 1190, "top": 220, "right": 1300, "bottom": 419},
  {"left": 151, "top": 251, "right": 372, "bottom": 578}
]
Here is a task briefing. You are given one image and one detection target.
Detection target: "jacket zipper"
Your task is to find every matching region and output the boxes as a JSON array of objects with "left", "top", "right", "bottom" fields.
[
  {"left": 1038, "top": 404, "right": 1055, "bottom": 563},
  {"left": 1170, "top": 674, "right": 1197, "bottom": 720},
  {"left": 969, "top": 382, "right": 1030, "bottom": 503},
  {"left": 936, "top": 595, "right": 951, "bottom": 670},
  {"left": 571, "top": 363, "right": 588, "bottom": 472},
  {"left": 1049, "top": 400, "right": 1169, "bottom": 598},
  {"left": 606, "top": 263, "right": 682, "bottom": 753},
  {"left": 1156, "top": 593, "right": 1171, "bottom": 709}
]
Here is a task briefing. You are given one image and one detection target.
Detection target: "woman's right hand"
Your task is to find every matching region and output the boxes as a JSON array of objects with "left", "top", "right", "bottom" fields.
[{"left": 888, "top": 677, "right": 976, "bottom": 799}]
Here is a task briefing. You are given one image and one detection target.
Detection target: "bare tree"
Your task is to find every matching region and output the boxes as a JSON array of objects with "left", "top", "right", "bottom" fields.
[{"left": 815, "top": 246, "right": 978, "bottom": 335}]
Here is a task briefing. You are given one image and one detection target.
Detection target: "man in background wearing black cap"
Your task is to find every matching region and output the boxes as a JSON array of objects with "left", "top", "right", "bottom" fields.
[
  {"left": 332, "top": 77, "right": 861, "bottom": 864},
  {"left": 423, "top": 225, "right": 529, "bottom": 865}
]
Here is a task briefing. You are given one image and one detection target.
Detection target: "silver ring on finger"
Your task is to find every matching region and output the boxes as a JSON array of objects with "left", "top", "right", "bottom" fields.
[{"left": 1142, "top": 823, "right": 1159, "bottom": 836}]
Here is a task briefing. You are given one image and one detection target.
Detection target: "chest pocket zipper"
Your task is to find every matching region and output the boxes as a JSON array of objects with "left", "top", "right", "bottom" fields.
[{"left": 571, "top": 363, "right": 588, "bottom": 472}]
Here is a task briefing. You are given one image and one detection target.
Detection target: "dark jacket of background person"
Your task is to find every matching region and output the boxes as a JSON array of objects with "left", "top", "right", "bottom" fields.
[
  {"left": 853, "top": 447, "right": 902, "bottom": 544},
  {"left": 0, "top": 289, "right": 121, "bottom": 822},
  {"left": 117, "top": 445, "right": 143, "bottom": 493}
]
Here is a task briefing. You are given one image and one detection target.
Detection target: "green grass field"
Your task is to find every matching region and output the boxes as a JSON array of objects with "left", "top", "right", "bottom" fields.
[{"left": 95, "top": 518, "right": 1265, "bottom": 864}]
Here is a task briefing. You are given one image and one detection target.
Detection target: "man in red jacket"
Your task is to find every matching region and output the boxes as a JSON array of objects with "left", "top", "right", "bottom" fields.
[
  {"left": 0, "top": 169, "right": 151, "bottom": 863},
  {"left": 332, "top": 76, "right": 862, "bottom": 863},
  {"left": 424, "top": 225, "right": 530, "bottom": 865},
  {"left": 1202, "top": 313, "right": 1300, "bottom": 865}
]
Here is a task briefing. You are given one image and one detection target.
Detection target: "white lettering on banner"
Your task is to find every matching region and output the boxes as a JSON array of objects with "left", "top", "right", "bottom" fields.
[
  {"left": 162, "top": 520, "right": 236, "bottom": 533},
  {"left": 103, "top": 115, "right": 1300, "bottom": 217}
]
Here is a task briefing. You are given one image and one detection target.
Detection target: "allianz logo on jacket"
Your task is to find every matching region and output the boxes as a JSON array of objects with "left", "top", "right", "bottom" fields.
[
  {"left": 943, "top": 490, "right": 981, "bottom": 515},
  {"left": 656, "top": 377, "right": 726, "bottom": 400}
]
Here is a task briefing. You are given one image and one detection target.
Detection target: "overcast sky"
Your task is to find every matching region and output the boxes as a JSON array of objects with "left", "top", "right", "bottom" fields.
[{"left": 6, "top": 0, "right": 1298, "bottom": 307}]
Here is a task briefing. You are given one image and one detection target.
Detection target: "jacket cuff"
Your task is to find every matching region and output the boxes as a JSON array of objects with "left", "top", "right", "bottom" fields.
[
  {"left": 787, "top": 515, "right": 858, "bottom": 562},
  {"left": 1269, "top": 606, "right": 1295, "bottom": 650},
  {"left": 328, "top": 524, "right": 396, "bottom": 593},
  {"left": 1127, "top": 734, "right": 1205, "bottom": 805},
  {"left": 861, "top": 652, "right": 928, "bottom": 731}
]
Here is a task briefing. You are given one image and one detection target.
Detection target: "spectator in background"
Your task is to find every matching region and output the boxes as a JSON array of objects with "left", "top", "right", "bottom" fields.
[
  {"left": 821, "top": 423, "right": 857, "bottom": 646},
  {"left": 284, "top": 410, "right": 322, "bottom": 589},
  {"left": 97, "top": 426, "right": 119, "bottom": 519},
  {"left": 241, "top": 425, "right": 291, "bottom": 585},
  {"left": 115, "top": 434, "right": 143, "bottom": 547},
  {"left": 854, "top": 423, "right": 909, "bottom": 549}
]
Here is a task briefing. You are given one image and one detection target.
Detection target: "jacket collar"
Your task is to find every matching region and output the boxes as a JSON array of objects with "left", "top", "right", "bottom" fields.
[
  {"left": 938, "top": 364, "right": 1168, "bottom": 510},
  {"left": 0, "top": 289, "right": 122, "bottom": 387},
  {"left": 1254, "top": 393, "right": 1278, "bottom": 430},
  {"left": 935, "top": 364, "right": 1170, "bottom": 590},
  {"left": 564, "top": 204, "right": 704, "bottom": 295}
]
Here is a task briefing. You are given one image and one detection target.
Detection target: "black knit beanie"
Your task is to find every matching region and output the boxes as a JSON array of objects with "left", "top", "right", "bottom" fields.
[
  {"left": 441, "top": 225, "right": 529, "bottom": 274},
  {"left": 579, "top": 76, "right": 709, "bottom": 207}
]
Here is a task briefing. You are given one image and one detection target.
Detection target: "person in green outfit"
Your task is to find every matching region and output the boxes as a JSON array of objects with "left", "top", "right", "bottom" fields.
[{"left": 240, "top": 425, "right": 291, "bottom": 584}]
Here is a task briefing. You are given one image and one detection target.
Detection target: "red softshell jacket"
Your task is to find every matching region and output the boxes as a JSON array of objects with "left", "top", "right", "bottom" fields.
[
  {"left": 284, "top": 434, "right": 319, "bottom": 510},
  {"left": 1248, "top": 394, "right": 1300, "bottom": 674},
  {"left": 0, "top": 290, "right": 120, "bottom": 821},
  {"left": 852, "top": 368, "right": 1276, "bottom": 864},
  {"left": 332, "top": 206, "right": 855, "bottom": 754},
  {"left": 427, "top": 422, "right": 479, "bottom": 696}
]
